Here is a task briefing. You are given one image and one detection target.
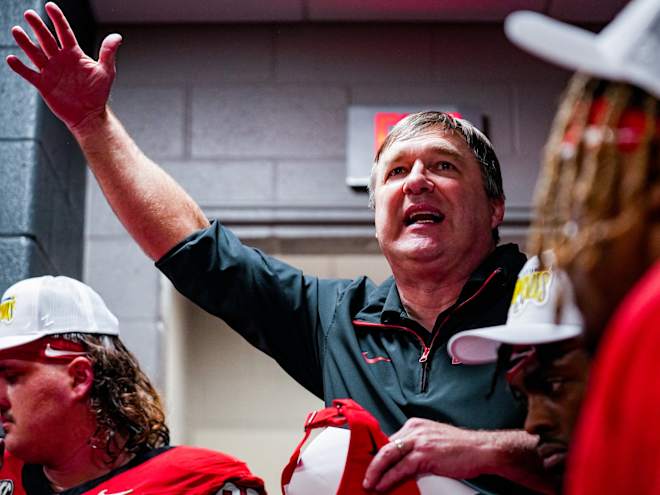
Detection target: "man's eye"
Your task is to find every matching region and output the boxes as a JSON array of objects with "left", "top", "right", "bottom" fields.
[
  {"left": 543, "top": 379, "right": 565, "bottom": 395},
  {"left": 433, "top": 161, "right": 455, "bottom": 171},
  {"left": 0, "top": 373, "right": 19, "bottom": 385},
  {"left": 387, "top": 166, "right": 406, "bottom": 178}
]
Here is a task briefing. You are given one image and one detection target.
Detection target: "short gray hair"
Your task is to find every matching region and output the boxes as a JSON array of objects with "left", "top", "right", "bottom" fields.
[{"left": 368, "top": 111, "right": 505, "bottom": 242}]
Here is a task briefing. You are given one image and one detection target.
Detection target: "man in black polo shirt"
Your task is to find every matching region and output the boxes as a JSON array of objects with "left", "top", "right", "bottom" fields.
[{"left": 6, "top": 4, "right": 548, "bottom": 493}]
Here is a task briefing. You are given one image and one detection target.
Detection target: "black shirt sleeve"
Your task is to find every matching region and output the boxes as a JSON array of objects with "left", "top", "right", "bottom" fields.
[{"left": 156, "top": 220, "right": 349, "bottom": 398}]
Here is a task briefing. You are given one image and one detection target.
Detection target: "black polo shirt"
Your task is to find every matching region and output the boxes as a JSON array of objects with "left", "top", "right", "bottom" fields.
[{"left": 157, "top": 220, "right": 533, "bottom": 494}]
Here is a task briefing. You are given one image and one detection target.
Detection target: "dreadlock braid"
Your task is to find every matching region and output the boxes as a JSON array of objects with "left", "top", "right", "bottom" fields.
[
  {"left": 562, "top": 83, "right": 631, "bottom": 270},
  {"left": 529, "top": 73, "right": 660, "bottom": 290},
  {"left": 528, "top": 74, "right": 591, "bottom": 259}
]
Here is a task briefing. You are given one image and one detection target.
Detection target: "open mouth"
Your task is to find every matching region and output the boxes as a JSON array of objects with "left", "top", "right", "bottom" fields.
[{"left": 404, "top": 206, "right": 445, "bottom": 226}]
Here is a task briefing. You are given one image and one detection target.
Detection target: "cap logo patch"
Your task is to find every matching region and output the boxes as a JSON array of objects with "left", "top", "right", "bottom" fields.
[
  {"left": 0, "top": 296, "right": 15, "bottom": 324},
  {"left": 510, "top": 270, "right": 552, "bottom": 315}
]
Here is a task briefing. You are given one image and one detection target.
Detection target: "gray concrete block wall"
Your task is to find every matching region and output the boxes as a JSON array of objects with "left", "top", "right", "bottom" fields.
[
  {"left": 0, "top": 48, "right": 40, "bottom": 139},
  {"left": 275, "top": 25, "right": 433, "bottom": 82},
  {"left": 191, "top": 85, "right": 347, "bottom": 158},
  {"left": 0, "top": 1, "right": 94, "bottom": 293},
  {"left": 0, "top": 238, "right": 55, "bottom": 287},
  {"left": 111, "top": 86, "right": 186, "bottom": 159},
  {"left": 85, "top": 22, "right": 570, "bottom": 383}
]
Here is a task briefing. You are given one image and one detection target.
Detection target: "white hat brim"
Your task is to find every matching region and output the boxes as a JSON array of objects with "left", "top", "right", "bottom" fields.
[
  {"left": 505, "top": 12, "right": 620, "bottom": 82},
  {"left": 448, "top": 322, "right": 582, "bottom": 365},
  {"left": 0, "top": 333, "right": 49, "bottom": 353}
]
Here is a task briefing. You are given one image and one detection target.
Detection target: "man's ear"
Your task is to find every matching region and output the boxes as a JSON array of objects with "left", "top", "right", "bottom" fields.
[
  {"left": 490, "top": 197, "right": 505, "bottom": 229},
  {"left": 67, "top": 357, "right": 94, "bottom": 401}
]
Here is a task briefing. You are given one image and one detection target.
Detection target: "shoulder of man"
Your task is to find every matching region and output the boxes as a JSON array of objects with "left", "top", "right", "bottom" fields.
[{"left": 79, "top": 446, "right": 265, "bottom": 495}]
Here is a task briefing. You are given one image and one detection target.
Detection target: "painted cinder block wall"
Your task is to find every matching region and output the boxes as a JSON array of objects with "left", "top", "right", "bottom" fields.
[
  {"left": 0, "top": 0, "right": 95, "bottom": 293},
  {"left": 84, "top": 22, "right": 570, "bottom": 384}
]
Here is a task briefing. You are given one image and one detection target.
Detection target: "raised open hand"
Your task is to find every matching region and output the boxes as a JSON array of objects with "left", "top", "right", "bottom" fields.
[{"left": 6, "top": 2, "right": 122, "bottom": 130}]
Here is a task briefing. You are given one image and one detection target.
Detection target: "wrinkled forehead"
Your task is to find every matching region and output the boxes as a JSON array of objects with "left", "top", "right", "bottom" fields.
[{"left": 377, "top": 127, "right": 473, "bottom": 165}]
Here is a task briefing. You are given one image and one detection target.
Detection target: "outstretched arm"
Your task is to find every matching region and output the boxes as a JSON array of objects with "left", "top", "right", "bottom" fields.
[
  {"left": 6, "top": 3, "right": 208, "bottom": 260},
  {"left": 363, "top": 418, "right": 554, "bottom": 494}
]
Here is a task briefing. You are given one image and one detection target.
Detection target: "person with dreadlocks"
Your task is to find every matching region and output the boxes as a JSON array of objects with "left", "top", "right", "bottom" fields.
[
  {"left": 0, "top": 276, "right": 265, "bottom": 495},
  {"left": 504, "top": 0, "right": 660, "bottom": 492}
]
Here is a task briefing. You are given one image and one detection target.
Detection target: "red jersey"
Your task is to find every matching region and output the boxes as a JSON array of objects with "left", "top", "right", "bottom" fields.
[
  {"left": 566, "top": 261, "right": 660, "bottom": 494},
  {"left": 0, "top": 446, "right": 265, "bottom": 495},
  {"left": 0, "top": 451, "right": 27, "bottom": 495}
]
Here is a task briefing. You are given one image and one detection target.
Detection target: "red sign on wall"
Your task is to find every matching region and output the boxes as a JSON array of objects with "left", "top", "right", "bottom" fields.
[
  {"left": 373, "top": 112, "right": 409, "bottom": 153},
  {"left": 373, "top": 111, "right": 465, "bottom": 154}
]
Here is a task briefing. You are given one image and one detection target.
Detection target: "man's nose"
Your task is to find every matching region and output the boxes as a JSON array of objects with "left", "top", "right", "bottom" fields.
[
  {"left": 0, "top": 380, "right": 9, "bottom": 410},
  {"left": 402, "top": 160, "right": 433, "bottom": 195},
  {"left": 524, "top": 395, "right": 555, "bottom": 436}
]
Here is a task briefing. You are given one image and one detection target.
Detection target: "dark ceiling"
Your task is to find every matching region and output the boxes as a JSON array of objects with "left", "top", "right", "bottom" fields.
[{"left": 91, "top": 0, "right": 628, "bottom": 24}]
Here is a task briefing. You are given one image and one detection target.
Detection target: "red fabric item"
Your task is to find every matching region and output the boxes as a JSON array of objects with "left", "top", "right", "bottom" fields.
[
  {"left": 282, "top": 399, "right": 421, "bottom": 495},
  {"left": 566, "top": 261, "right": 660, "bottom": 494},
  {"left": 79, "top": 446, "right": 265, "bottom": 495},
  {"left": 0, "top": 446, "right": 265, "bottom": 495}
]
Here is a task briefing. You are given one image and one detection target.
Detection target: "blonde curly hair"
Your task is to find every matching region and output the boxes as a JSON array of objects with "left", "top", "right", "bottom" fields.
[{"left": 58, "top": 333, "right": 169, "bottom": 462}]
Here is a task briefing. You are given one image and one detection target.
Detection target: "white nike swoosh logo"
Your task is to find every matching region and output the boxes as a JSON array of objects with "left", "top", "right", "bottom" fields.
[
  {"left": 43, "top": 343, "right": 88, "bottom": 358},
  {"left": 97, "top": 489, "right": 134, "bottom": 495}
]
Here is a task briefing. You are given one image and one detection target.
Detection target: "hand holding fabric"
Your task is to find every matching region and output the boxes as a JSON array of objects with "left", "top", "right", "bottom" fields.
[{"left": 363, "top": 418, "right": 496, "bottom": 492}]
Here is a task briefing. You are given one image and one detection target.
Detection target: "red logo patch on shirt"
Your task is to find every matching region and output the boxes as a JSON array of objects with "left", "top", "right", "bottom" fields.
[{"left": 362, "top": 351, "right": 392, "bottom": 364}]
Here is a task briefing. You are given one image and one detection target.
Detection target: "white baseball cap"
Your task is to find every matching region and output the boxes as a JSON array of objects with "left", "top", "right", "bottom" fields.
[
  {"left": 0, "top": 276, "right": 119, "bottom": 351},
  {"left": 505, "top": 0, "right": 660, "bottom": 99},
  {"left": 447, "top": 253, "right": 582, "bottom": 365}
]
